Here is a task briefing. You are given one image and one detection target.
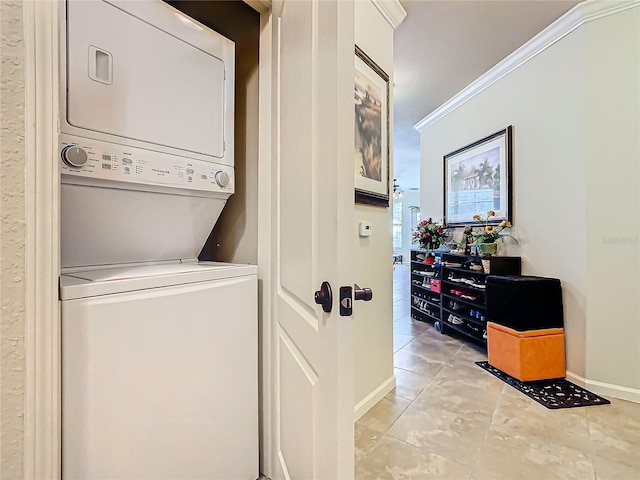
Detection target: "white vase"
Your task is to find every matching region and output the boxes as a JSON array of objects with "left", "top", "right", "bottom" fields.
[{"left": 482, "top": 259, "right": 491, "bottom": 274}]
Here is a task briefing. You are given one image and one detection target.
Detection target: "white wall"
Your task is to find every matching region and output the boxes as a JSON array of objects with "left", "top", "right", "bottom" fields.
[
  {"left": 419, "top": 4, "right": 639, "bottom": 397},
  {"left": 1, "top": 1, "right": 26, "bottom": 476},
  {"left": 400, "top": 189, "right": 420, "bottom": 264},
  {"left": 582, "top": 7, "right": 639, "bottom": 394},
  {"left": 205, "top": 15, "right": 260, "bottom": 265},
  {"left": 171, "top": 1, "right": 261, "bottom": 265},
  {"left": 354, "top": 0, "right": 396, "bottom": 414}
]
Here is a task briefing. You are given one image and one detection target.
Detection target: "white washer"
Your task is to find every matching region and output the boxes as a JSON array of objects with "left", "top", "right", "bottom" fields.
[{"left": 60, "top": 262, "right": 258, "bottom": 480}]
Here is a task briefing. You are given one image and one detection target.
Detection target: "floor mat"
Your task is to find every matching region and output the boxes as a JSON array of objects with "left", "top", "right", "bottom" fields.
[{"left": 476, "top": 361, "right": 611, "bottom": 409}]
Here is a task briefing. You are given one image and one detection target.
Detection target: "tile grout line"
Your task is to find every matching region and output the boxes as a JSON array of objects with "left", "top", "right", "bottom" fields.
[
  {"left": 584, "top": 410, "right": 598, "bottom": 480},
  {"left": 358, "top": 336, "right": 462, "bottom": 468},
  {"left": 467, "top": 383, "right": 507, "bottom": 479},
  {"left": 358, "top": 336, "right": 444, "bottom": 467},
  {"left": 383, "top": 429, "right": 479, "bottom": 474},
  {"left": 363, "top": 343, "right": 488, "bottom": 475},
  {"left": 359, "top": 265, "right": 492, "bottom": 476}
]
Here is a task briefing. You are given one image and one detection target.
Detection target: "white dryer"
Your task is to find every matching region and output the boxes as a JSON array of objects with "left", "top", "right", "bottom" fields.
[
  {"left": 59, "top": 0, "right": 236, "bottom": 269},
  {"left": 58, "top": 1, "right": 257, "bottom": 479}
]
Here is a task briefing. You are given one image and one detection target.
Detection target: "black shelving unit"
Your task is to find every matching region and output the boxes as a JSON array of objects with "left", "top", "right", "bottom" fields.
[
  {"left": 438, "top": 252, "right": 521, "bottom": 346},
  {"left": 410, "top": 250, "right": 442, "bottom": 325}
]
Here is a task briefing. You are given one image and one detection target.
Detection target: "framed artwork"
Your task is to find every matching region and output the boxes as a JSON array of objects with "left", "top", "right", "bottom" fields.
[
  {"left": 354, "top": 46, "right": 389, "bottom": 207},
  {"left": 443, "top": 126, "right": 513, "bottom": 226}
]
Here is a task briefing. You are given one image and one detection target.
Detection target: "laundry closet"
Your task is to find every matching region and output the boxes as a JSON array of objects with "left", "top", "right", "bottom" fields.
[{"left": 58, "top": 1, "right": 261, "bottom": 478}]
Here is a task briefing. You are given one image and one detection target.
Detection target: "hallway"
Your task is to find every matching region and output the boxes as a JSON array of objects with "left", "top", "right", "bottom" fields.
[{"left": 354, "top": 264, "right": 640, "bottom": 479}]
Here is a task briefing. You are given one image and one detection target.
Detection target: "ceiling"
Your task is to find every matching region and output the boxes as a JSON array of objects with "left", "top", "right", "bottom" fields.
[{"left": 392, "top": 0, "right": 581, "bottom": 191}]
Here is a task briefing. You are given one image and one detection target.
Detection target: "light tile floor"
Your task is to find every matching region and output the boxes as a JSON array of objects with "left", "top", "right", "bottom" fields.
[{"left": 354, "top": 264, "right": 640, "bottom": 480}]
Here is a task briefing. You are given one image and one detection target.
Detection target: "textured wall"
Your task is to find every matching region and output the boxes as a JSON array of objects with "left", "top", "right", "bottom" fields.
[{"left": 1, "top": 1, "right": 26, "bottom": 477}]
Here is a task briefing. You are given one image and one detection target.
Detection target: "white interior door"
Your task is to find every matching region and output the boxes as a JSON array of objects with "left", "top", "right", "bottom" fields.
[{"left": 267, "top": 1, "right": 356, "bottom": 479}]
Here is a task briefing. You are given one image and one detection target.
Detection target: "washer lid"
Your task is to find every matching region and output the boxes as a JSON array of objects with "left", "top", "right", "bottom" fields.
[{"left": 60, "top": 262, "right": 257, "bottom": 300}]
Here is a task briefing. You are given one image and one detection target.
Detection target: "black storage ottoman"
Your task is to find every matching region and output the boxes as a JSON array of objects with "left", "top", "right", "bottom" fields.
[{"left": 485, "top": 275, "right": 564, "bottom": 331}]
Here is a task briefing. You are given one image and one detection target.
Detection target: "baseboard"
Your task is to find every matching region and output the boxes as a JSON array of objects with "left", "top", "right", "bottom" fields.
[
  {"left": 354, "top": 374, "right": 396, "bottom": 422},
  {"left": 566, "top": 371, "right": 640, "bottom": 404}
]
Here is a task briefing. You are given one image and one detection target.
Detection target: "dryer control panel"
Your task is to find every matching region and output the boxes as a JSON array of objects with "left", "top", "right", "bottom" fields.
[{"left": 59, "top": 134, "right": 234, "bottom": 195}]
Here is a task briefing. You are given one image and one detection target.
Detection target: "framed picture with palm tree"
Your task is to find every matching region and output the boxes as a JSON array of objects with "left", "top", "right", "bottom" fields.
[
  {"left": 443, "top": 126, "right": 513, "bottom": 226},
  {"left": 354, "top": 46, "right": 390, "bottom": 207}
]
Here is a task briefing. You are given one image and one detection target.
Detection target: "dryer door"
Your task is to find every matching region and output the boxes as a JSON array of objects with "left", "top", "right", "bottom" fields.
[{"left": 64, "top": 0, "right": 232, "bottom": 160}]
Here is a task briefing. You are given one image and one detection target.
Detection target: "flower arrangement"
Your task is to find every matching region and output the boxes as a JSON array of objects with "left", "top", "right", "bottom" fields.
[
  {"left": 472, "top": 210, "right": 516, "bottom": 244},
  {"left": 413, "top": 218, "right": 448, "bottom": 250}
]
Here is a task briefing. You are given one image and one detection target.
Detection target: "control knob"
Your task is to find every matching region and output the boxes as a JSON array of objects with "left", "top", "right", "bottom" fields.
[
  {"left": 214, "top": 170, "right": 230, "bottom": 188},
  {"left": 61, "top": 145, "right": 88, "bottom": 168}
]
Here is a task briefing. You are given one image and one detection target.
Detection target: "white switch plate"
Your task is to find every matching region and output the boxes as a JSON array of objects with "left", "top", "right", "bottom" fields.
[{"left": 359, "top": 221, "right": 372, "bottom": 237}]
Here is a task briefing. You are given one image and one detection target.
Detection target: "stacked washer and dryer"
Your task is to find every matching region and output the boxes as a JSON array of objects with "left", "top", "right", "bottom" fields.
[{"left": 59, "top": 1, "right": 257, "bottom": 479}]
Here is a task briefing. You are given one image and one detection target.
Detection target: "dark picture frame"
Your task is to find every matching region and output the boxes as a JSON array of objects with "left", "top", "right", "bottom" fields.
[
  {"left": 354, "top": 46, "right": 389, "bottom": 207},
  {"left": 443, "top": 126, "right": 513, "bottom": 226}
]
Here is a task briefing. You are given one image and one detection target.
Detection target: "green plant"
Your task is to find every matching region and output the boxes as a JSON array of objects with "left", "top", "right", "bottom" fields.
[{"left": 472, "top": 211, "right": 516, "bottom": 244}]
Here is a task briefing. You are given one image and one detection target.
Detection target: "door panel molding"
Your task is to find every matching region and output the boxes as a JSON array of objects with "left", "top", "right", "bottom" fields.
[
  {"left": 276, "top": 0, "right": 319, "bottom": 308},
  {"left": 277, "top": 286, "right": 319, "bottom": 331},
  {"left": 276, "top": 325, "right": 317, "bottom": 479},
  {"left": 277, "top": 324, "right": 318, "bottom": 389}
]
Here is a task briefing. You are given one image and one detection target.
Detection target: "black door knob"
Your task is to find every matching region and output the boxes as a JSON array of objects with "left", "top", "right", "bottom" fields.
[
  {"left": 354, "top": 284, "right": 373, "bottom": 301},
  {"left": 314, "top": 281, "right": 333, "bottom": 313}
]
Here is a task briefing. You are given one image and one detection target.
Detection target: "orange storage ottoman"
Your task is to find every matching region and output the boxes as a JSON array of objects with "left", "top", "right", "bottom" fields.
[{"left": 487, "top": 322, "right": 566, "bottom": 381}]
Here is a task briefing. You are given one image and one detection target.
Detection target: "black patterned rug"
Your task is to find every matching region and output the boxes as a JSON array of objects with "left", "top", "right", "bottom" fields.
[{"left": 476, "top": 361, "right": 611, "bottom": 409}]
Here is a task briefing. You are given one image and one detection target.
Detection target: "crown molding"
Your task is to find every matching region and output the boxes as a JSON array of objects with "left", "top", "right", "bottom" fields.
[
  {"left": 370, "top": 0, "right": 407, "bottom": 29},
  {"left": 244, "top": 0, "right": 271, "bottom": 14},
  {"left": 414, "top": 0, "right": 640, "bottom": 132}
]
